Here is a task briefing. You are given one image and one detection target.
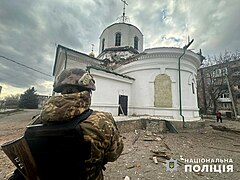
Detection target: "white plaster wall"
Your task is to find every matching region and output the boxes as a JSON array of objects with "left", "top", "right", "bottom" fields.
[
  {"left": 67, "top": 59, "right": 89, "bottom": 71},
  {"left": 89, "top": 69, "right": 133, "bottom": 116},
  {"left": 116, "top": 47, "right": 201, "bottom": 120},
  {"left": 99, "top": 23, "right": 143, "bottom": 53}
]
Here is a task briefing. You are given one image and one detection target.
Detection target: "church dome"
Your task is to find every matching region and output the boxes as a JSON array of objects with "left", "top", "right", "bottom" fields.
[{"left": 98, "top": 22, "right": 143, "bottom": 54}]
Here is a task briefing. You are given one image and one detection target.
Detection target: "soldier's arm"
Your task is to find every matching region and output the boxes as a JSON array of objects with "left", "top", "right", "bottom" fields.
[{"left": 103, "top": 114, "right": 123, "bottom": 162}]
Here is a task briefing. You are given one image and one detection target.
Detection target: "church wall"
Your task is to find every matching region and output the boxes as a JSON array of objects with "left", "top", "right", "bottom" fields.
[
  {"left": 67, "top": 59, "right": 89, "bottom": 71},
  {"left": 89, "top": 69, "right": 133, "bottom": 116},
  {"left": 116, "top": 48, "right": 201, "bottom": 120}
]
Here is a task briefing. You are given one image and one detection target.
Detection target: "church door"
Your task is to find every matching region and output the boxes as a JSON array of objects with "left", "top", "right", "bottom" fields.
[{"left": 118, "top": 95, "right": 128, "bottom": 115}]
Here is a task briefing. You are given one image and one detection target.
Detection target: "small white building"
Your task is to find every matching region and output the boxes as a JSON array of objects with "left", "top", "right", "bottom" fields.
[{"left": 53, "top": 18, "right": 202, "bottom": 123}]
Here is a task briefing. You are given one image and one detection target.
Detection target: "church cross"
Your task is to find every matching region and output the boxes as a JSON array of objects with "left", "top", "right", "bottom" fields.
[
  {"left": 121, "top": 0, "right": 128, "bottom": 22},
  {"left": 91, "top": 44, "right": 94, "bottom": 52}
]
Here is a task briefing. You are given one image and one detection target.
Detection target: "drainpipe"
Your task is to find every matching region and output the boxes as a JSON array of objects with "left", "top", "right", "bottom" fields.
[{"left": 178, "top": 39, "right": 194, "bottom": 128}]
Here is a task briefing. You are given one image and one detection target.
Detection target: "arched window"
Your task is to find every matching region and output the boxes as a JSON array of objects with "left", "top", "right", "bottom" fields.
[
  {"left": 115, "top": 32, "right": 121, "bottom": 46},
  {"left": 102, "top": 38, "right": 105, "bottom": 52},
  {"left": 192, "top": 82, "right": 195, "bottom": 94},
  {"left": 134, "top": 36, "right": 139, "bottom": 50}
]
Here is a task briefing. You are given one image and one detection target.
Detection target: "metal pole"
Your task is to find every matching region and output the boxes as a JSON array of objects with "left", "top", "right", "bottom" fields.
[
  {"left": 178, "top": 39, "right": 194, "bottom": 128},
  {"left": 226, "top": 75, "right": 238, "bottom": 120}
]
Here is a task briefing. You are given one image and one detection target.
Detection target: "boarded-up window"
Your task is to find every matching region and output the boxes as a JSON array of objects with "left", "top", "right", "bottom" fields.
[{"left": 154, "top": 74, "right": 172, "bottom": 107}]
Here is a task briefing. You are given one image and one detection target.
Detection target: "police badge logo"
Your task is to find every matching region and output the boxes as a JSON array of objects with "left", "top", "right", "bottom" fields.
[{"left": 165, "top": 158, "right": 179, "bottom": 173}]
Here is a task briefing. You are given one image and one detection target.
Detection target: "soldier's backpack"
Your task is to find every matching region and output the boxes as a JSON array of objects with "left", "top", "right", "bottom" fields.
[{"left": 24, "top": 109, "right": 93, "bottom": 180}]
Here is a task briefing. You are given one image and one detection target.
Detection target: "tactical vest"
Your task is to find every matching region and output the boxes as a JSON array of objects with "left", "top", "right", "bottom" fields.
[{"left": 24, "top": 109, "right": 93, "bottom": 180}]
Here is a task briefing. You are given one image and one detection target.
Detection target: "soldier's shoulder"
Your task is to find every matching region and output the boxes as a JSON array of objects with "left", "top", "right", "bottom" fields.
[
  {"left": 90, "top": 110, "right": 113, "bottom": 120},
  {"left": 85, "top": 110, "right": 115, "bottom": 128}
]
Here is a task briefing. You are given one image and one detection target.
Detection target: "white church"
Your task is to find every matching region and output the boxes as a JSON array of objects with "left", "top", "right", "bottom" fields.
[{"left": 52, "top": 2, "right": 203, "bottom": 126}]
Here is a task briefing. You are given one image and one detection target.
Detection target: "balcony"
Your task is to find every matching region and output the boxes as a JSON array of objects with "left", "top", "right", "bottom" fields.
[{"left": 218, "top": 97, "right": 232, "bottom": 103}]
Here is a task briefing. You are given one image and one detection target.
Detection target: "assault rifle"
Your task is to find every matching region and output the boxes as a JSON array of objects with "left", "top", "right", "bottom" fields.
[
  {"left": 1, "top": 109, "right": 93, "bottom": 180},
  {"left": 1, "top": 136, "right": 40, "bottom": 180}
]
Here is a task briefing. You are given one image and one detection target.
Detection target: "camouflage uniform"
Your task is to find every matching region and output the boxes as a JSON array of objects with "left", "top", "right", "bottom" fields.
[
  {"left": 8, "top": 68, "right": 123, "bottom": 179},
  {"left": 39, "top": 90, "right": 123, "bottom": 179}
]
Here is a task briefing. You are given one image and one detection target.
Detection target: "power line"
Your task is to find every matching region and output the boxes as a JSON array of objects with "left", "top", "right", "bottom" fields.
[{"left": 0, "top": 55, "right": 52, "bottom": 77}]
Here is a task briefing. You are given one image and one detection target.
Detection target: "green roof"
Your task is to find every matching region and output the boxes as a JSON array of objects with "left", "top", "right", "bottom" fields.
[{"left": 86, "top": 65, "right": 135, "bottom": 80}]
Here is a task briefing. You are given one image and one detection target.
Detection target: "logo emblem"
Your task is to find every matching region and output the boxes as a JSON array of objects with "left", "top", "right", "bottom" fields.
[{"left": 165, "top": 158, "right": 178, "bottom": 173}]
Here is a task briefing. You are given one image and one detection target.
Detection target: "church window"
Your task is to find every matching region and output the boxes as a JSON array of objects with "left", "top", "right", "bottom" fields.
[
  {"left": 115, "top": 32, "right": 121, "bottom": 46},
  {"left": 192, "top": 82, "right": 195, "bottom": 94},
  {"left": 134, "top": 36, "right": 139, "bottom": 50},
  {"left": 102, "top": 38, "right": 105, "bottom": 52}
]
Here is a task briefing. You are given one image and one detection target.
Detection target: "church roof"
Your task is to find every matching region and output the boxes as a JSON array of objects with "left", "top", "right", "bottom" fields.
[{"left": 86, "top": 65, "right": 135, "bottom": 80}]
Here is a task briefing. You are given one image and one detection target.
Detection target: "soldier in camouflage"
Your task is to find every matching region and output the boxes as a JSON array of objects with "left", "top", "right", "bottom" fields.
[{"left": 9, "top": 68, "right": 123, "bottom": 180}]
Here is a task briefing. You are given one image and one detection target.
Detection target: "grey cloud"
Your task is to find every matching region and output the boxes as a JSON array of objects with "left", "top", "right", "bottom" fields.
[{"left": 1, "top": 0, "right": 240, "bottom": 95}]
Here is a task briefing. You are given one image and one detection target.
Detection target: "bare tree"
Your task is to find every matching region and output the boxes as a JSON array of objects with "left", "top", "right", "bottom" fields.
[
  {"left": 198, "top": 50, "right": 240, "bottom": 115},
  {"left": 4, "top": 94, "right": 20, "bottom": 109}
]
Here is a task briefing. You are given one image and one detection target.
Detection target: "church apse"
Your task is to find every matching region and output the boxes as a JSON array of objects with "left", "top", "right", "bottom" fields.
[{"left": 154, "top": 74, "right": 172, "bottom": 108}]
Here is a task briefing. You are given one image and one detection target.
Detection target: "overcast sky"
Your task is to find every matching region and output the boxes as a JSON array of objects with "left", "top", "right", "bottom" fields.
[{"left": 0, "top": 0, "right": 240, "bottom": 98}]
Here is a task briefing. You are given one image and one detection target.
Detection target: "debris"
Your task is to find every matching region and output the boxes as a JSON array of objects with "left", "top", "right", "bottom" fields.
[
  {"left": 143, "top": 137, "right": 155, "bottom": 141},
  {"left": 124, "top": 176, "right": 130, "bottom": 180},
  {"left": 126, "top": 164, "right": 135, "bottom": 169},
  {"left": 210, "top": 125, "right": 240, "bottom": 134},
  {"left": 159, "top": 134, "right": 164, "bottom": 139},
  {"left": 132, "top": 133, "right": 140, "bottom": 145},
  {"left": 233, "top": 144, "right": 240, "bottom": 147},
  {"left": 163, "top": 142, "right": 171, "bottom": 151},
  {"left": 218, "top": 135, "right": 235, "bottom": 140},
  {"left": 149, "top": 157, "right": 165, "bottom": 163},
  {"left": 203, "top": 145, "right": 240, "bottom": 153},
  {"left": 121, "top": 147, "right": 138, "bottom": 156},
  {"left": 153, "top": 156, "right": 158, "bottom": 164},
  {"left": 150, "top": 150, "right": 171, "bottom": 160},
  {"left": 143, "top": 137, "right": 162, "bottom": 141},
  {"left": 145, "top": 131, "right": 152, "bottom": 136}
]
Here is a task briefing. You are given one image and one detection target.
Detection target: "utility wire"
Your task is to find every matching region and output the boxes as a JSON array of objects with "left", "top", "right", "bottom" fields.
[{"left": 0, "top": 55, "right": 52, "bottom": 77}]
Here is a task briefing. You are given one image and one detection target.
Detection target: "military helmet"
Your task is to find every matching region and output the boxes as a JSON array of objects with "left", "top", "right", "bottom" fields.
[{"left": 53, "top": 68, "right": 96, "bottom": 93}]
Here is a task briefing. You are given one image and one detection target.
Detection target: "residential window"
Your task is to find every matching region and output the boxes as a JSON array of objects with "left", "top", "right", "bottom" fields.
[
  {"left": 115, "top": 32, "right": 121, "bottom": 46},
  {"left": 222, "top": 67, "right": 228, "bottom": 75},
  {"left": 221, "top": 93, "right": 229, "bottom": 98},
  {"left": 102, "top": 38, "right": 105, "bottom": 52},
  {"left": 134, "top": 36, "right": 139, "bottom": 50}
]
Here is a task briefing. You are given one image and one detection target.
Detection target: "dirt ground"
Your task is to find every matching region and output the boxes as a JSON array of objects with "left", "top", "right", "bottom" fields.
[{"left": 0, "top": 110, "right": 240, "bottom": 180}]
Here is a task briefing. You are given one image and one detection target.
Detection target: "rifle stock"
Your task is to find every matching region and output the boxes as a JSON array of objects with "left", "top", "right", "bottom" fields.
[{"left": 1, "top": 136, "right": 40, "bottom": 180}]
